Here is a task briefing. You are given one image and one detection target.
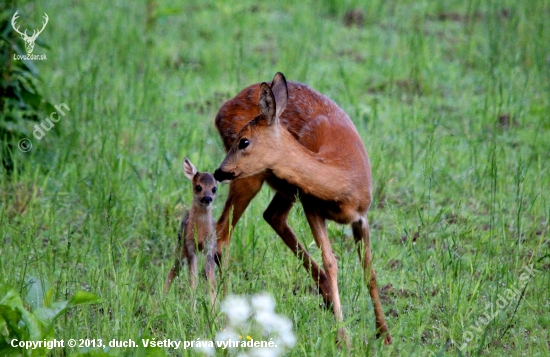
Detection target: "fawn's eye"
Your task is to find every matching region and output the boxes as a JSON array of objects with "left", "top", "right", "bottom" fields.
[
  {"left": 195, "top": 185, "right": 202, "bottom": 192},
  {"left": 212, "top": 187, "right": 217, "bottom": 193},
  {"left": 238, "top": 138, "right": 250, "bottom": 150}
]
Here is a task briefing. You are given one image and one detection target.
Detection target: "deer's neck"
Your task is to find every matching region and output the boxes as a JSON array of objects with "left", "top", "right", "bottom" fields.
[
  {"left": 271, "top": 129, "right": 350, "bottom": 202},
  {"left": 189, "top": 205, "right": 212, "bottom": 220}
]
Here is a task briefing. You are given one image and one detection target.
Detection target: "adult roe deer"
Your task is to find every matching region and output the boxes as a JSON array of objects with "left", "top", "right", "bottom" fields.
[
  {"left": 213, "top": 72, "right": 392, "bottom": 345},
  {"left": 164, "top": 158, "right": 217, "bottom": 307}
]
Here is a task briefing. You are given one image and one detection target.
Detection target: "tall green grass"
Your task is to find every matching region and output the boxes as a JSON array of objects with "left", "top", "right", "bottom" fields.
[{"left": 1, "top": 0, "right": 549, "bottom": 356}]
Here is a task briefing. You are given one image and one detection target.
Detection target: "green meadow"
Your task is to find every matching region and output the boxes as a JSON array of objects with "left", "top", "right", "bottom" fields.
[{"left": 1, "top": 0, "right": 549, "bottom": 356}]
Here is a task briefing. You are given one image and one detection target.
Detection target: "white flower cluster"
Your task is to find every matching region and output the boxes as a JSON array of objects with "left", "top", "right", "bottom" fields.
[{"left": 195, "top": 292, "right": 296, "bottom": 357}]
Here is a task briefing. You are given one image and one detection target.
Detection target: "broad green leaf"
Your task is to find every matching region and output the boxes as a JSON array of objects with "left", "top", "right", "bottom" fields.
[
  {"left": 33, "top": 291, "right": 103, "bottom": 332},
  {"left": 19, "top": 310, "right": 45, "bottom": 343},
  {"left": 0, "top": 305, "right": 28, "bottom": 356},
  {"left": 0, "top": 345, "right": 25, "bottom": 357},
  {"left": 43, "top": 288, "right": 54, "bottom": 309},
  {"left": 0, "top": 305, "right": 28, "bottom": 341},
  {"left": 0, "top": 284, "right": 43, "bottom": 341},
  {"left": 0, "top": 284, "right": 26, "bottom": 310},
  {"left": 67, "top": 292, "right": 103, "bottom": 308},
  {"left": 25, "top": 276, "right": 49, "bottom": 311}
]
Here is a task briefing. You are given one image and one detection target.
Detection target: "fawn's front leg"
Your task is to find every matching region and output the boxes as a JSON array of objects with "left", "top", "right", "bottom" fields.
[{"left": 187, "top": 247, "right": 198, "bottom": 290}]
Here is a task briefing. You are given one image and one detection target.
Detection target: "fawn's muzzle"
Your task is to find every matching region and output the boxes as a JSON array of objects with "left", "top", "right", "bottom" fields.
[
  {"left": 200, "top": 196, "right": 213, "bottom": 204},
  {"left": 214, "top": 169, "right": 235, "bottom": 182}
]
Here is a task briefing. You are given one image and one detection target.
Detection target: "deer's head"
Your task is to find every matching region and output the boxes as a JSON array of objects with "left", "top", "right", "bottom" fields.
[
  {"left": 214, "top": 72, "right": 289, "bottom": 183},
  {"left": 11, "top": 11, "right": 49, "bottom": 55},
  {"left": 183, "top": 158, "right": 217, "bottom": 208}
]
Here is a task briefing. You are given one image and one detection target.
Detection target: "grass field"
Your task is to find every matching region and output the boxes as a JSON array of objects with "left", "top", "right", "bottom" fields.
[{"left": 1, "top": 0, "right": 549, "bottom": 356}]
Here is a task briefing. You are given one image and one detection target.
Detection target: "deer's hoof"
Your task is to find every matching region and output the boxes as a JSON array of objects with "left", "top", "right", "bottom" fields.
[{"left": 336, "top": 328, "right": 351, "bottom": 349}]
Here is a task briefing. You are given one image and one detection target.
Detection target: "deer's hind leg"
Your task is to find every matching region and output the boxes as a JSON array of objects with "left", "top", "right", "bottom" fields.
[
  {"left": 351, "top": 216, "right": 392, "bottom": 345},
  {"left": 303, "top": 208, "right": 348, "bottom": 347}
]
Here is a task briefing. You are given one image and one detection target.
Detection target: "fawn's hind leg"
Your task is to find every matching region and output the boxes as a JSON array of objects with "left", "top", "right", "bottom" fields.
[
  {"left": 203, "top": 231, "right": 217, "bottom": 308},
  {"left": 206, "top": 231, "right": 217, "bottom": 307},
  {"left": 205, "top": 254, "right": 216, "bottom": 307},
  {"left": 164, "top": 218, "right": 187, "bottom": 294}
]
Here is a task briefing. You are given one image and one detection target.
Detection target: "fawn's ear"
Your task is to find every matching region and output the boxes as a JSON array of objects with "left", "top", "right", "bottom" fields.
[
  {"left": 270, "top": 72, "right": 288, "bottom": 119},
  {"left": 258, "top": 82, "right": 277, "bottom": 126},
  {"left": 182, "top": 157, "right": 197, "bottom": 180}
]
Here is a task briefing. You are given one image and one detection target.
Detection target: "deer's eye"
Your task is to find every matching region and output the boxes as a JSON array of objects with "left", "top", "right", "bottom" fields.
[
  {"left": 212, "top": 187, "right": 217, "bottom": 193},
  {"left": 238, "top": 139, "right": 250, "bottom": 150},
  {"left": 195, "top": 185, "right": 202, "bottom": 192}
]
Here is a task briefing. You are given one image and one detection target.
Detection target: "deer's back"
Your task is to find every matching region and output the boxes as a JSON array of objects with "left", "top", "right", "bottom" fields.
[
  {"left": 218, "top": 82, "right": 357, "bottom": 148},
  {"left": 215, "top": 81, "right": 372, "bottom": 219}
]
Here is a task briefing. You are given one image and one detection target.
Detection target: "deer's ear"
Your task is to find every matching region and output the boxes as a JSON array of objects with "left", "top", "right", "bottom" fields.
[
  {"left": 270, "top": 72, "right": 288, "bottom": 119},
  {"left": 182, "top": 157, "right": 197, "bottom": 180},
  {"left": 258, "top": 82, "right": 277, "bottom": 126}
]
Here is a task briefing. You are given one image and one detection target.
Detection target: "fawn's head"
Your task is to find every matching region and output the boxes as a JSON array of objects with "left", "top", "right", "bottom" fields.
[
  {"left": 183, "top": 158, "right": 217, "bottom": 208},
  {"left": 214, "top": 72, "right": 288, "bottom": 182}
]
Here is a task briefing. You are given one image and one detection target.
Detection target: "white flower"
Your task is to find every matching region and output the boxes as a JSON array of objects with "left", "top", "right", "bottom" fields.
[
  {"left": 207, "top": 293, "right": 296, "bottom": 356},
  {"left": 250, "top": 347, "right": 279, "bottom": 357},
  {"left": 222, "top": 295, "right": 251, "bottom": 326},
  {"left": 215, "top": 327, "right": 240, "bottom": 342},
  {"left": 277, "top": 329, "right": 296, "bottom": 348},
  {"left": 251, "top": 293, "right": 275, "bottom": 313},
  {"left": 194, "top": 343, "right": 215, "bottom": 356},
  {"left": 255, "top": 310, "right": 295, "bottom": 348},
  {"left": 255, "top": 312, "right": 290, "bottom": 333}
]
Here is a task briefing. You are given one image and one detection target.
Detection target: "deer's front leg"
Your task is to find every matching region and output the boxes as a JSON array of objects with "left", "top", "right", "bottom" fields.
[
  {"left": 263, "top": 192, "right": 333, "bottom": 306},
  {"left": 215, "top": 175, "right": 264, "bottom": 264}
]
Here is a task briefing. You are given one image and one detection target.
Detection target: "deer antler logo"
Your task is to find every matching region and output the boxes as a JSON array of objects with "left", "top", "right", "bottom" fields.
[{"left": 11, "top": 11, "right": 49, "bottom": 55}]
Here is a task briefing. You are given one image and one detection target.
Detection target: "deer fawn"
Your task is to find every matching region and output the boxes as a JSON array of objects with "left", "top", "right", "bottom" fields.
[
  {"left": 164, "top": 158, "right": 217, "bottom": 307},
  {"left": 213, "top": 73, "right": 391, "bottom": 345}
]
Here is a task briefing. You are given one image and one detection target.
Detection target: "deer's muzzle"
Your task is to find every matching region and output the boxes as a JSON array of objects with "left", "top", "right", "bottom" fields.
[{"left": 214, "top": 169, "right": 235, "bottom": 183}]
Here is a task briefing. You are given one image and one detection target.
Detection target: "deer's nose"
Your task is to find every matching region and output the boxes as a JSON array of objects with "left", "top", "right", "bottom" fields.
[
  {"left": 214, "top": 169, "right": 235, "bottom": 182},
  {"left": 201, "top": 196, "right": 213, "bottom": 204}
]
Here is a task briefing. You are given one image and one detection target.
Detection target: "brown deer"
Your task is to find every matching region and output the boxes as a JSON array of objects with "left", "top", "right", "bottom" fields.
[
  {"left": 164, "top": 158, "right": 217, "bottom": 307},
  {"left": 213, "top": 73, "right": 391, "bottom": 345}
]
